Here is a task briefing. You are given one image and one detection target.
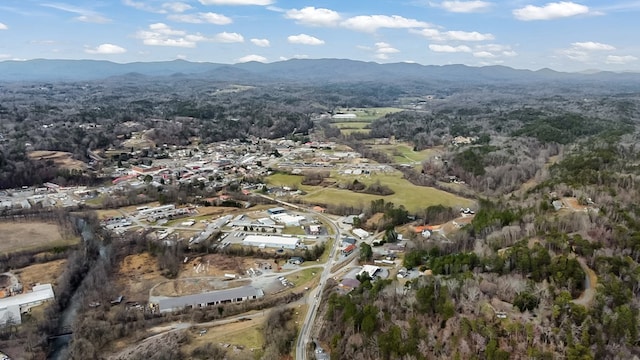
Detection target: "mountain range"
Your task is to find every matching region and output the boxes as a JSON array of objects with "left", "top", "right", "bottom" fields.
[{"left": 1, "top": 58, "right": 640, "bottom": 85}]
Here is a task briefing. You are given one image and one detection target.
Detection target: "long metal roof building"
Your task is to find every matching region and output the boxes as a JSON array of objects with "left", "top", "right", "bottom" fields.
[{"left": 157, "top": 285, "right": 264, "bottom": 313}]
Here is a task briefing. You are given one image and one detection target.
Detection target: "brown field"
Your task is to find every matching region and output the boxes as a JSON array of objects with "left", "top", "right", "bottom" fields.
[
  {"left": 0, "top": 221, "right": 79, "bottom": 254},
  {"left": 13, "top": 259, "right": 67, "bottom": 291},
  {"left": 152, "top": 278, "right": 250, "bottom": 297},
  {"left": 118, "top": 253, "right": 277, "bottom": 301},
  {"left": 117, "top": 253, "right": 165, "bottom": 302},
  {"left": 182, "top": 317, "right": 265, "bottom": 358},
  {"left": 28, "top": 150, "right": 86, "bottom": 170}
]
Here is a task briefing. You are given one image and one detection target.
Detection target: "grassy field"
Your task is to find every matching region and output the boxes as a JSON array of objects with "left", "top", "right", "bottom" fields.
[
  {"left": 373, "top": 143, "right": 443, "bottom": 165},
  {"left": 182, "top": 317, "right": 264, "bottom": 358},
  {"left": 333, "top": 122, "right": 370, "bottom": 129},
  {"left": 285, "top": 268, "right": 320, "bottom": 288},
  {"left": 305, "top": 172, "right": 473, "bottom": 212},
  {"left": 282, "top": 226, "right": 306, "bottom": 235},
  {"left": 0, "top": 221, "right": 79, "bottom": 254},
  {"left": 266, "top": 171, "right": 473, "bottom": 213}
]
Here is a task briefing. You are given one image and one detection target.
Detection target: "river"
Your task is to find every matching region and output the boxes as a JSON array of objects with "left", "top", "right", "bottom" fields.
[{"left": 48, "top": 218, "right": 104, "bottom": 360}]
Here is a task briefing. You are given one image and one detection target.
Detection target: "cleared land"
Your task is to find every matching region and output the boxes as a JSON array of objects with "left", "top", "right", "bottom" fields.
[
  {"left": 14, "top": 259, "right": 67, "bottom": 291},
  {"left": 182, "top": 317, "right": 264, "bottom": 358},
  {"left": 0, "top": 221, "right": 79, "bottom": 254},
  {"left": 266, "top": 171, "right": 473, "bottom": 213},
  {"left": 373, "top": 143, "right": 443, "bottom": 165},
  {"left": 27, "top": 150, "right": 86, "bottom": 170}
]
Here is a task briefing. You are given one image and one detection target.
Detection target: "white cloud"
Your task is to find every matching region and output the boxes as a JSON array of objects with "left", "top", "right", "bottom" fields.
[
  {"left": 168, "top": 12, "right": 232, "bottom": 24},
  {"left": 444, "top": 30, "right": 494, "bottom": 41},
  {"left": 199, "top": 0, "right": 273, "bottom": 5},
  {"left": 162, "top": 2, "right": 192, "bottom": 13},
  {"left": 0, "top": 22, "right": 7, "bottom": 30},
  {"left": 250, "top": 38, "right": 270, "bottom": 47},
  {"left": 213, "top": 32, "right": 244, "bottom": 43},
  {"left": 124, "top": 0, "right": 167, "bottom": 13},
  {"left": 341, "top": 15, "right": 429, "bottom": 33},
  {"left": 376, "top": 42, "right": 400, "bottom": 54},
  {"left": 285, "top": 7, "right": 341, "bottom": 26},
  {"left": 606, "top": 55, "right": 638, "bottom": 64},
  {"left": 238, "top": 54, "right": 268, "bottom": 63},
  {"left": 278, "top": 54, "right": 309, "bottom": 61},
  {"left": 136, "top": 23, "right": 200, "bottom": 47},
  {"left": 287, "top": 34, "right": 325, "bottom": 45},
  {"left": 412, "top": 28, "right": 493, "bottom": 42},
  {"left": 560, "top": 41, "right": 615, "bottom": 62},
  {"left": 513, "top": 2, "right": 590, "bottom": 21},
  {"left": 571, "top": 41, "right": 615, "bottom": 51},
  {"left": 432, "top": 1, "right": 493, "bottom": 13},
  {"left": 85, "top": 43, "right": 127, "bottom": 54},
  {"left": 176, "top": 54, "right": 188, "bottom": 59},
  {"left": 429, "top": 44, "right": 472, "bottom": 53},
  {"left": 0, "top": 54, "right": 11, "bottom": 59},
  {"left": 42, "top": 3, "right": 111, "bottom": 23},
  {"left": 75, "top": 14, "right": 111, "bottom": 23},
  {"left": 473, "top": 51, "right": 496, "bottom": 58}
]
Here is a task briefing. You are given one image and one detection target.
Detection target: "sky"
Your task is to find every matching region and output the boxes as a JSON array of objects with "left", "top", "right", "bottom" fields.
[{"left": 0, "top": 0, "right": 639, "bottom": 72}]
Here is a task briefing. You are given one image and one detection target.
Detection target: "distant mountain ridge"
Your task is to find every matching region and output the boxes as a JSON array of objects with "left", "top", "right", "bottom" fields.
[{"left": 0, "top": 58, "right": 639, "bottom": 84}]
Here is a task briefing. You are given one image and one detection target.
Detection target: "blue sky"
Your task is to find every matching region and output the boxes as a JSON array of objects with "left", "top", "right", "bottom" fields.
[{"left": 0, "top": 0, "right": 638, "bottom": 71}]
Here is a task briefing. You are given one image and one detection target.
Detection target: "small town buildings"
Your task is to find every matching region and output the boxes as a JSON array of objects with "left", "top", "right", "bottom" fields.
[
  {"left": 342, "top": 244, "right": 356, "bottom": 255},
  {"left": 352, "top": 228, "right": 369, "bottom": 239},
  {"left": 158, "top": 286, "right": 264, "bottom": 313},
  {"left": 0, "top": 284, "right": 55, "bottom": 325},
  {"left": 288, "top": 256, "right": 305, "bottom": 265},
  {"left": 243, "top": 235, "right": 300, "bottom": 249},
  {"left": 359, "top": 265, "right": 381, "bottom": 279},
  {"left": 267, "top": 207, "right": 286, "bottom": 215},
  {"left": 341, "top": 237, "right": 357, "bottom": 247}
]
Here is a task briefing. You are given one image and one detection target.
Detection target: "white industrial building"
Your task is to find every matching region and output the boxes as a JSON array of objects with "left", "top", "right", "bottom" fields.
[
  {"left": 359, "top": 265, "right": 381, "bottom": 279},
  {"left": 270, "top": 213, "right": 307, "bottom": 227},
  {"left": 0, "top": 284, "right": 55, "bottom": 325},
  {"left": 352, "top": 228, "right": 369, "bottom": 239},
  {"left": 243, "top": 235, "right": 300, "bottom": 249}
]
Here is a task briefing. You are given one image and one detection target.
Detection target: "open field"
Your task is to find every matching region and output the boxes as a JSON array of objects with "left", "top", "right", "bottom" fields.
[
  {"left": 152, "top": 278, "right": 250, "bottom": 297},
  {"left": 0, "top": 221, "right": 79, "bottom": 254},
  {"left": 182, "top": 317, "right": 264, "bottom": 358},
  {"left": 285, "top": 268, "right": 320, "bottom": 289},
  {"left": 304, "top": 172, "right": 473, "bottom": 213},
  {"left": 373, "top": 143, "right": 443, "bottom": 165},
  {"left": 117, "top": 253, "right": 164, "bottom": 302},
  {"left": 14, "top": 259, "right": 67, "bottom": 291},
  {"left": 266, "top": 171, "right": 473, "bottom": 213},
  {"left": 27, "top": 150, "right": 86, "bottom": 170}
]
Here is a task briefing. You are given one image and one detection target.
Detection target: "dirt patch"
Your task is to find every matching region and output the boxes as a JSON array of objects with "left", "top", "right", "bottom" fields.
[
  {"left": 117, "top": 253, "right": 164, "bottom": 302},
  {"left": 28, "top": 150, "right": 86, "bottom": 170},
  {"left": 152, "top": 278, "right": 250, "bottom": 297},
  {"left": 181, "top": 254, "right": 275, "bottom": 278},
  {"left": 183, "top": 317, "right": 265, "bottom": 357},
  {"left": 14, "top": 259, "right": 67, "bottom": 291},
  {"left": 365, "top": 213, "right": 384, "bottom": 229},
  {"left": 194, "top": 207, "right": 241, "bottom": 217},
  {"left": 0, "top": 221, "right": 76, "bottom": 254},
  {"left": 562, "top": 197, "right": 590, "bottom": 212}
]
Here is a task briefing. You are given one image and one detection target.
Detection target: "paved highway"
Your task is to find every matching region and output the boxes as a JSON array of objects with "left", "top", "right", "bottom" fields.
[{"left": 254, "top": 194, "right": 347, "bottom": 360}]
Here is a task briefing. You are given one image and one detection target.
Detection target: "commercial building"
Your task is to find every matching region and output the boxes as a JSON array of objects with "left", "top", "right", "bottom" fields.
[
  {"left": 271, "top": 213, "right": 307, "bottom": 227},
  {"left": 158, "top": 286, "right": 263, "bottom": 313},
  {"left": 0, "top": 284, "right": 55, "bottom": 325},
  {"left": 243, "top": 235, "right": 300, "bottom": 249},
  {"left": 352, "top": 228, "right": 369, "bottom": 239},
  {"left": 267, "top": 207, "right": 287, "bottom": 215}
]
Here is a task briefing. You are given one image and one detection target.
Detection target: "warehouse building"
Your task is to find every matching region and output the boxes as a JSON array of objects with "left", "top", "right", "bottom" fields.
[
  {"left": 158, "top": 286, "right": 264, "bottom": 313},
  {"left": 243, "top": 235, "right": 300, "bottom": 249},
  {"left": 0, "top": 284, "right": 55, "bottom": 325}
]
